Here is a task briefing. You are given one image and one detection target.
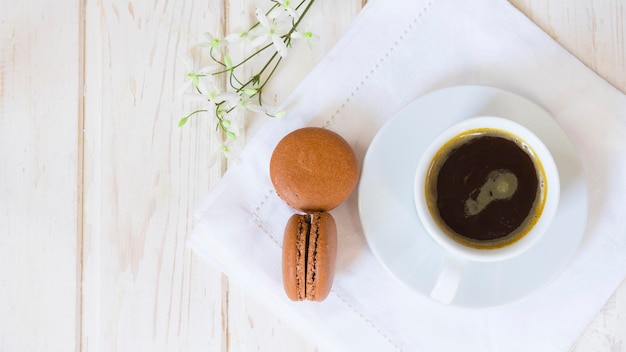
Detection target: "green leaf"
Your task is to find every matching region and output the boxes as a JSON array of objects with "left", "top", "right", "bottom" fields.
[
  {"left": 269, "top": 110, "right": 286, "bottom": 119},
  {"left": 224, "top": 54, "right": 233, "bottom": 70},
  {"left": 243, "top": 88, "right": 258, "bottom": 96},
  {"left": 178, "top": 116, "right": 189, "bottom": 127},
  {"left": 225, "top": 130, "right": 237, "bottom": 139}
]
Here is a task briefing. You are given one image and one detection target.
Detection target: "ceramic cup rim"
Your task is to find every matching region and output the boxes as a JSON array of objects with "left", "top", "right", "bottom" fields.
[{"left": 414, "top": 116, "right": 560, "bottom": 262}]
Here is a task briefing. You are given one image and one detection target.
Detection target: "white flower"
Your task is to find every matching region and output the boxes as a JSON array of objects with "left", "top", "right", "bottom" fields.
[
  {"left": 197, "top": 32, "right": 227, "bottom": 59},
  {"left": 272, "top": 0, "right": 299, "bottom": 19},
  {"left": 183, "top": 84, "right": 228, "bottom": 105},
  {"left": 206, "top": 137, "right": 243, "bottom": 168},
  {"left": 198, "top": 32, "right": 227, "bottom": 49},
  {"left": 216, "top": 91, "right": 241, "bottom": 108},
  {"left": 225, "top": 27, "right": 252, "bottom": 44},
  {"left": 178, "top": 58, "right": 216, "bottom": 95},
  {"left": 250, "top": 8, "right": 290, "bottom": 58},
  {"left": 213, "top": 92, "right": 266, "bottom": 136},
  {"left": 291, "top": 28, "right": 319, "bottom": 49},
  {"left": 207, "top": 139, "right": 231, "bottom": 168},
  {"left": 179, "top": 1, "right": 320, "bottom": 161},
  {"left": 231, "top": 93, "right": 266, "bottom": 116}
]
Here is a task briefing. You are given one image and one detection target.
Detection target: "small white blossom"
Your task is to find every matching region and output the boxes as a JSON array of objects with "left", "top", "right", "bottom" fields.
[
  {"left": 231, "top": 93, "right": 267, "bottom": 117},
  {"left": 217, "top": 91, "right": 242, "bottom": 108},
  {"left": 206, "top": 137, "right": 242, "bottom": 167},
  {"left": 250, "top": 8, "right": 290, "bottom": 57},
  {"left": 198, "top": 32, "right": 228, "bottom": 59},
  {"left": 272, "top": 0, "right": 299, "bottom": 19},
  {"left": 198, "top": 32, "right": 227, "bottom": 48},
  {"left": 207, "top": 139, "right": 233, "bottom": 167},
  {"left": 291, "top": 29, "right": 319, "bottom": 49},
  {"left": 225, "top": 27, "right": 252, "bottom": 44},
  {"left": 183, "top": 84, "right": 228, "bottom": 105},
  {"left": 180, "top": 0, "right": 318, "bottom": 167},
  {"left": 178, "top": 58, "right": 216, "bottom": 95}
]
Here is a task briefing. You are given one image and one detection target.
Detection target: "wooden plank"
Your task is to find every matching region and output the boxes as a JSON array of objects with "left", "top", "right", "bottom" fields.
[
  {"left": 81, "top": 0, "right": 226, "bottom": 350},
  {"left": 222, "top": 0, "right": 364, "bottom": 350},
  {"left": 572, "top": 281, "right": 626, "bottom": 352},
  {"left": 75, "top": 0, "right": 626, "bottom": 351},
  {"left": 511, "top": 0, "right": 626, "bottom": 93},
  {"left": 0, "top": 1, "right": 81, "bottom": 351}
]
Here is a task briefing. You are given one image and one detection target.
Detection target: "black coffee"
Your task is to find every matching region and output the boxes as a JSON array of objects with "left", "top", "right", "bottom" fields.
[{"left": 425, "top": 129, "right": 546, "bottom": 249}]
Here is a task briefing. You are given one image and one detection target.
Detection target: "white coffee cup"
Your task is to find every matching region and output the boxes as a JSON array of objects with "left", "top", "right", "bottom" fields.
[{"left": 414, "top": 116, "right": 560, "bottom": 304}]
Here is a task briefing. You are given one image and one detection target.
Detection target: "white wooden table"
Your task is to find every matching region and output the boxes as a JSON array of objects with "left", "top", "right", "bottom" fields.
[{"left": 1, "top": 0, "right": 624, "bottom": 351}]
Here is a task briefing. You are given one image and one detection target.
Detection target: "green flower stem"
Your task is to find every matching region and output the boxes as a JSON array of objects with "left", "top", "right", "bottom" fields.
[
  {"left": 209, "top": 48, "right": 225, "bottom": 67},
  {"left": 293, "top": 0, "right": 308, "bottom": 11},
  {"left": 249, "top": 51, "right": 279, "bottom": 87},
  {"left": 289, "top": 0, "right": 315, "bottom": 36},
  {"left": 211, "top": 0, "right": 315, "bottom": 78},
  {"left": 257, "top": 55, "right": 283, "bottom": 103},
  {"left": 211, "top": 42, "right": 273, "bottom": 75},
  {"left": 180, "top": 0, "right": 317, "bottom": 142},
  {"left": 230, "top": 69, "right": 244, "bottom": 89},
  {"left": 178, "top": 109, "right": 208, "bottom": 127}
]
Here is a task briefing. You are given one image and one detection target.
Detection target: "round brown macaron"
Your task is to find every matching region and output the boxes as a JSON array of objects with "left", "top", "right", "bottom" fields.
[
  {"left": 282, "top": 212, "right": 337, "bottom": 302},
  {"left": 270, "top": 127, "right": 359, "bottom": 212}
]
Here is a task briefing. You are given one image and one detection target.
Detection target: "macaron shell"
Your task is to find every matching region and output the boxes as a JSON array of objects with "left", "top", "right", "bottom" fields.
[
  {"left": 282, "top": 213, "right": 311, "bottom": 301},
  {"left": 306, "top": 212, "right": 337, "bottom": 301},
  {"left": 270, "top": 127, "right": 359, "bottom": 212}
]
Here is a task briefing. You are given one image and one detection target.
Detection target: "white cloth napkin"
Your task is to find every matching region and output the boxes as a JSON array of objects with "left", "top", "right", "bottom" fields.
[{"left": 190, "top": 0, "right": 626, "bottom": 350}]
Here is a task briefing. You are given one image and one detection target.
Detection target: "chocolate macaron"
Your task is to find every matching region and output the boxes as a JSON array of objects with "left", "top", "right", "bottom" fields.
[
  {"left": 282, "top": 212, "right": 337, "bottom": 301},
  {"left": 271, "top": 127, "right": 358, "bottom": 302},
  {"left": 270, "top": 127, "right": 359, "bottom": 212}
]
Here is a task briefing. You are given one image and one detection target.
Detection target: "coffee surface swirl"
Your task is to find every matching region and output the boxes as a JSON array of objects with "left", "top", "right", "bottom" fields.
[{"left": 425, "top": 129, "right": 545, "bottom": 249}]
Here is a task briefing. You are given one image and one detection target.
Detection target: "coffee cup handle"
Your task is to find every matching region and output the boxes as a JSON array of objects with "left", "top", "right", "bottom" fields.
[{"left": 430, "top": 254, "right": 467, "bottom": 304}]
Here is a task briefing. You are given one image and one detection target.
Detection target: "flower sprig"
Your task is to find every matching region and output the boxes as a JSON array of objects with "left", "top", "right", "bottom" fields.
[{"left": 179, "top": 0, "right": 318, "bottom": 153}]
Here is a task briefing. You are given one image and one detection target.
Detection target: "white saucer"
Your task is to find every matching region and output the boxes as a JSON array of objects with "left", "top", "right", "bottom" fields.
[{"left": 358, "top": 85, "right": 587, "bottom": 308}]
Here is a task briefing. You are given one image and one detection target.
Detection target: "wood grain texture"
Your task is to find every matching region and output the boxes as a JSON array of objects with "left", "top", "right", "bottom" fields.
[
  {"left": 0, "top": 1, "right": 81, "bottom": 351},
  {"left": 0, "top": 0, "right": 624, "bottom": 351},
  {"left": 81, "top": 0, "right": 225, "bottom": 350},
  {"left": 511, "top": 0, "right": 626, "bottom": 93},
  {"left": 572, "top": 281, "right": 626, "bottom": 352}
]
